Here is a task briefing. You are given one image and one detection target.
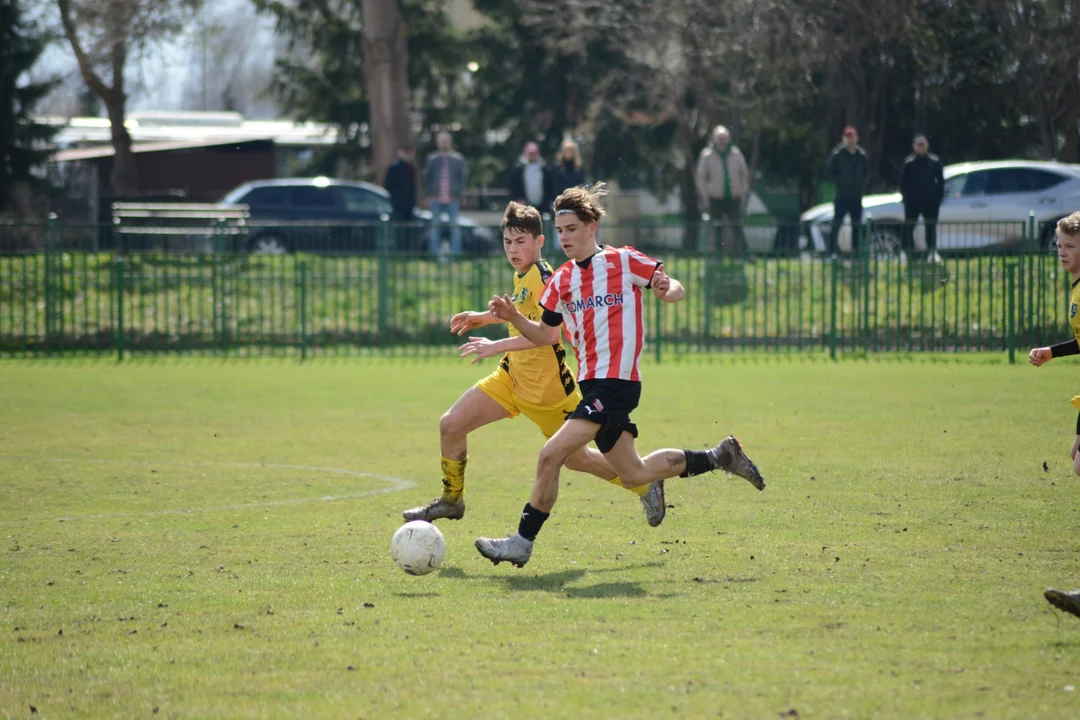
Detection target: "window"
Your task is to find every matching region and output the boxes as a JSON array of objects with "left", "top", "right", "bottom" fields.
[
  {"left": 338, "top": 186, "right": 391, "bottom": 216},
  {"left": 240, "top": 186, "right": 287, "bottom": 208},
  {"left": 958, "top": 171, "right": 990, "bottom": 197},
  {"left": 288, "top": 186, "right": 337, "bottom": 209},
  {"left": 986, "top": 168, "right": 1067, "bottom": 194},
  {"left": 1018, "top": 169, "right": 1065, "bottom": 192}
]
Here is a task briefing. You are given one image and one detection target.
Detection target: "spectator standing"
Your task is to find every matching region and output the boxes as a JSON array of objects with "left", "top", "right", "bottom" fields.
[
  {"left": 552, "top": 139, "right": 586, "bottom": 198},
  {"left": 384, "top": 145, "right": 417, "bottom": 251},
  {"left": 900, "top": 134, "right": 945, "bottom": 261},
  {"left": 825, "top": 126, "right": 870, "bottom": 256},
  {"left": 694, "top": 125, "right": 750, "bottom": 258},
  {"left": 509, "top": 141, "right": 556, "bottom": 213},
  {"left": 424, "top": 132, "right": 468, "bottom": 258}
]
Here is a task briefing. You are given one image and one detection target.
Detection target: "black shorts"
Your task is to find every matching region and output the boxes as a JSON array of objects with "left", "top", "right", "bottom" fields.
[{"left": 570, "top": 379, "right": 642, "bottom": 453}]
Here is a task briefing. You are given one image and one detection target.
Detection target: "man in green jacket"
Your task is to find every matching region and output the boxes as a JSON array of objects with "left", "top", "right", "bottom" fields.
[
  {"left": 825, "top": 127, "right": 870, "bottom": 257},
  {"left": 695, "top": 125, "right": 750, "bottom": 258}
]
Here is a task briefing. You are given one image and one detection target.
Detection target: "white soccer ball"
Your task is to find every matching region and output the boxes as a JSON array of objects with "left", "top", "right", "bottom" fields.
[{"left": 391, "top": 520, "right": 445, "bottom": 576}]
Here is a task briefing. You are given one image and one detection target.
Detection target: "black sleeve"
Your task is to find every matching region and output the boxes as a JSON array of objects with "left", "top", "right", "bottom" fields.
[
  {"left": 1051, "top": 340, "right": 1080, "bottom": 358},
  {"left": 542, "top": 308, "right": 563, "bottom": 327},
  {"left": 936, "top": 160, "right": 946, "bottom": 203}
]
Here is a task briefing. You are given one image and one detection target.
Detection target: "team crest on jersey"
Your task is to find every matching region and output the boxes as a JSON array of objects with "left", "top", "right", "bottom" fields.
[
  {"left": 511, "top": 288, "right": 529, "bottom": 304},
  {"left": 1072, "top": 303, "right": 1077, "bottom": 318}
]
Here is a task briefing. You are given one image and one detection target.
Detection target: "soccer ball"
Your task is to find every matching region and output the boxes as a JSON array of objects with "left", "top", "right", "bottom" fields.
[{"left": 391, "top": 520, "right": 445, "bottom": 576}]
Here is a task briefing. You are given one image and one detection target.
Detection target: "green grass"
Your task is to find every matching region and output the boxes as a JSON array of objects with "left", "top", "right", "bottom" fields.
[{"left": 2, "top": 356, "right": 1080, "bottom": 718}]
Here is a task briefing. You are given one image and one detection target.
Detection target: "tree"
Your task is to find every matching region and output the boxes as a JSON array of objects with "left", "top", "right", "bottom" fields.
[
  {"left": 180, "top": 3, "right": 281, "bottom": 118},
  {"left": 0, "top": 0, "right": 59, "bottom": 213},
  {"left": 254, "top": 0, "right": 464, "bottom": 180},
  {"left": 360, "top": 0, "right": 411, "bottom": 183},
  {"left": 56, "top": 0, "right": 202, "bottom": 195}
]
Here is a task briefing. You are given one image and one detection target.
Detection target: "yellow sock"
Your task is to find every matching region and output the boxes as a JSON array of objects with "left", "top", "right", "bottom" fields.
[
  {"left": 441, "top": 456, "right": 467, "bottom": 503},
  {"left": 607, "top": 475, "right": 649, "bottom": 497}
]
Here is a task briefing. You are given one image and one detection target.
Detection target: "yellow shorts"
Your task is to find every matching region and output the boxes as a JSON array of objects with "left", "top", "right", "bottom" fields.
[{"left": 476, "top": 366, "right": 581, "bottom": 439}]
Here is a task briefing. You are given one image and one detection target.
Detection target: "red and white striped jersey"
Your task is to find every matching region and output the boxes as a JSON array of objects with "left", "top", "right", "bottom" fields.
[{"left": 539, "top": 245, "right": 661, "bottom": 382}]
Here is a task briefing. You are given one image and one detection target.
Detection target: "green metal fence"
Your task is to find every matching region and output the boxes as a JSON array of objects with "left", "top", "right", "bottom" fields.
[{"left": 0, "top": 219, "right": 1069, "bottom": 362}]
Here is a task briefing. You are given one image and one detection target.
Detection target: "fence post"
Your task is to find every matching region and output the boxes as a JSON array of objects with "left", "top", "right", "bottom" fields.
[
  {"left": 829, "top": 256, "right": 838, "bottom": 360},
  {"left": 1028, "top": 211, "right": 1036, "bottom": 251},
  {"left": 112, "top": 255, "right": 125, "bottom": 362},
  {"left": 862, "top": 216, "right": 873, "bottom": 352},
  {"left": 377, "top": 214, "right": 391, "bottom": 338},
  {"left": 1007, "top": 262, "right": 1016, "bottom": 365},
  {"left": 298, "top": 259, "right": 308, "bottom": 362},
  {"left": 653, "top": 289, "right": 662, "bottom": 363},
  {"left": 43, "top": 213, "right": 58, "bottom": 353}
]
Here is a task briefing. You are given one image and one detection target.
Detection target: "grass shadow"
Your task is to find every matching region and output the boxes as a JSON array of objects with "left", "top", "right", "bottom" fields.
[{"left": 439, "top": 563, "right": 660, "bottom": 599}]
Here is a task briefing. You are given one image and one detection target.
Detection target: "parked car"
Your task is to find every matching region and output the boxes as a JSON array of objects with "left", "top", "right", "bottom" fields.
[
  {"left": 220, "top": 177, "right": 497, "bottom": 255},
  {"left": 800, "top": 160, "right": 1080, "bottom": 255}
]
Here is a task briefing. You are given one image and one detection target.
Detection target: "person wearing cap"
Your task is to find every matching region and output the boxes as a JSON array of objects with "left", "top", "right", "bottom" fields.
[
  {"left": 900, "top": 134, "right": 945, "bottom": 260},
  {"left": 825, "top": 126, "right": 870, "bottom": 256},
  {"left": 509, "top": 141, "right": 556, "bottom": 214}
]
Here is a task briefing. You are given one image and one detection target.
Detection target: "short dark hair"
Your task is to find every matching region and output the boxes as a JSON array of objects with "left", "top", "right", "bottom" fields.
[
  {"left": 501, "top": 201, "right": 543, "bottom": 237},
  {"left": 553, "top": 182, "right": 607, "bottom": 223}
]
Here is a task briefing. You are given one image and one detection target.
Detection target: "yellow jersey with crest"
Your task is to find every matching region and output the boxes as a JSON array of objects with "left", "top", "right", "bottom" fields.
[
  {"left": 1070, "top": 278, "right": 1080, "bottom": 343},
  {"left": 499, "top": 261, "right": 576, "bottom": 407}
]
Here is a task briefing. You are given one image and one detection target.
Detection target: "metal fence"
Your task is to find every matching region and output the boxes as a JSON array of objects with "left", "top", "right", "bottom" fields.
[{"left": 0, "top": 218, "right": 1068, "bottom": 362}]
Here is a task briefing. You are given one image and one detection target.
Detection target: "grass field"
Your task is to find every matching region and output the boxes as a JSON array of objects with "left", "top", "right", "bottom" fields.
[{"left": 2, "top": 356, "right": 1080, "bottom": 719}]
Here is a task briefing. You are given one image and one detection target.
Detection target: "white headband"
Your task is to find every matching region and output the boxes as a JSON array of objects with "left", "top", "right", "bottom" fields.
[{"left": 555, "top": 209, "right": 577, "bottom": 215}]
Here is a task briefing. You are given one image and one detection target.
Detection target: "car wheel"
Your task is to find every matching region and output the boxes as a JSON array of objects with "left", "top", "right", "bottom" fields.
[
  {"left": 249, "top": 232, "right": 289, "bottom": 255},
  {"left": 870, "top": 224, "right": 903, "bottom": 254}
]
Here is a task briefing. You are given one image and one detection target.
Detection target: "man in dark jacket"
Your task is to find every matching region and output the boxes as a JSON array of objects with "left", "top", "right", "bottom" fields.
[
  {"left": 825, "top": 127, "right": 870, "bottom": 256},
  {"left": 384, "top": 145, "right": 417, "bottom": 221},
  {"left": 508, "top": 142, "right": 555, "bottom": 214},
  {"left": 900, "top": 134, "right": 945, "bottom": 260}
]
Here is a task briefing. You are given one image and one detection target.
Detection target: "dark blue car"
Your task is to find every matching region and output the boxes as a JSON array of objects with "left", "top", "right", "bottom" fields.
[{"left": 220, "top": 177, "right": 496, "bottom": 255}]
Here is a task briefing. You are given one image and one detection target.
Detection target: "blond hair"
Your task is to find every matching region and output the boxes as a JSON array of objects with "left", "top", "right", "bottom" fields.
[
  {"left": 501, "top": 201, "right": 543, "bottom": 237},
  {"left": 553, "top": 182, "right": 607, "bottom": 223},
  {"left": 559, "top": 139, "right": 582, "bottom": 171},
  {"left": 1057, "top": 212, "right": 1080, "bottom": 237}
]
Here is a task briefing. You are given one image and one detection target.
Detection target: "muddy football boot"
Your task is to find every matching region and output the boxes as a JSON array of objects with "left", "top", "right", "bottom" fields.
[
  {"left": 1045, "top": 589, "right": 1080, "bottom": 619},
  {"left": 474, "top": 532, "right": 533, "bottom": 568},
  {"left": 708, "top": 436, "right": 765, "bottom": 490},
  {"left": 640, "top": 480, "right": 666, "bottom": 527},
  {"left": 402, "top": 496, "right": 465, "bottom": 522}
]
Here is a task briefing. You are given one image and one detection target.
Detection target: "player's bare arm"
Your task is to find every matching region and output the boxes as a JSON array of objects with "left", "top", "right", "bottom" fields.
[
  {"left": 459, "top": 335, "right": 537, "bottom": 364},
  {"left": 450, "top": 310, "right": 500, "bottom": 336},
  {"left": 651, "top": 269, "right": 685, "bottom": 303},
  {"left": 489, "top": 294, "right": 560, "bottom": 346}
]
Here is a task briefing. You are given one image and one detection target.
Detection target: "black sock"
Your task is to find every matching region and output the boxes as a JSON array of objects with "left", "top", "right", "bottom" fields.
[
  {"left": 517, "top": 503, "right": 549, "bottom": 541},
  {"left": 680, "top": 449, "right": 713, "bottom": 478}
]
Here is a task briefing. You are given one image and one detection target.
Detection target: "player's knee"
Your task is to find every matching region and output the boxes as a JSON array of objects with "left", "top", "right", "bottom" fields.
[
  {"left": 538, "top": 444, "right": 569, "bottom": 473},
  {"left": 439, "top": 410, "right": 461, "bottom": 438}
]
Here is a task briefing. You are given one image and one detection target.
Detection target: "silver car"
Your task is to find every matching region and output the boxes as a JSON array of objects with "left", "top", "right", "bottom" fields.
[{"left": 801, "top": 160, "right": 1080, "bottom": 255}]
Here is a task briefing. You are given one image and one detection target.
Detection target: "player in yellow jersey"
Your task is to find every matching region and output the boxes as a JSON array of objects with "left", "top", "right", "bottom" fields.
[
  {"left": 1029, "top": 212, "right": 1080, "bottom": 619},
  {"left": 401, "top": 202, "right": 666, "bottom": 526}
]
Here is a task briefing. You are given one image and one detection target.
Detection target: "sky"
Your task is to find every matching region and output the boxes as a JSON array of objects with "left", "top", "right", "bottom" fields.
[{"left": 30, "top": 0, "right": 280, "bottom": 118}]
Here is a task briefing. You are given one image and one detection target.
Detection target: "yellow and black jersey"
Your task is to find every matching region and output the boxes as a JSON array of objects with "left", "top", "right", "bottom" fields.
[
  {"left": 1070, "top": 278, "right": 1080, "bottom": 343},
  {"left": 501, "top": 261, "right": 576, "bottom": 407}
]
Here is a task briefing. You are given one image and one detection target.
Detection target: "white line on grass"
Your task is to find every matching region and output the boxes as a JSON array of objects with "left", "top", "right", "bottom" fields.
[{"left": 0, "top": 457, "right": 416, "bottom": 524}]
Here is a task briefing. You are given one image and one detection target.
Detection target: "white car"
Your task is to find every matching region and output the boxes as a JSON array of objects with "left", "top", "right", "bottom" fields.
[{"left": 801, "top": 160, "right": 1080, "bottom": 255}]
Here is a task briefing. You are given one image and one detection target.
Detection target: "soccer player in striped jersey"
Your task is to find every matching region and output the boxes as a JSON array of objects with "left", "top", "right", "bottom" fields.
[
  {"left": 476, "top": 184, "right": 765, "bottom": 567},
  {"left": 401, "top": 201, "right": 667, "bottom": 527}
]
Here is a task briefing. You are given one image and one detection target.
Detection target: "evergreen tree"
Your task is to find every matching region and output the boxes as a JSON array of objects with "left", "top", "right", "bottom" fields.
[{"left": 0, "top": 0, "right": 59, "bottom": 211}]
